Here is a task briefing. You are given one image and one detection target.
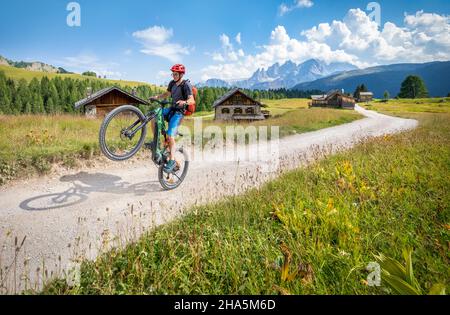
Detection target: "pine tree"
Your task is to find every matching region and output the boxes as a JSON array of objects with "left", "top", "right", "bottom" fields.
[
  {"left": 15, "top": 79, "right": 30, "bottom": 114},
  {"left": 398, "top": 75, "right": 429, "bottom": 98},
  {"left": 0, "top": 72, "right": 11, "bottom": 114},
  {"left": 354, "top": 85, "right": 361, "bottom": 99},
  {"left": 47, "top": 81, "right": 59, "bottom": 114}
]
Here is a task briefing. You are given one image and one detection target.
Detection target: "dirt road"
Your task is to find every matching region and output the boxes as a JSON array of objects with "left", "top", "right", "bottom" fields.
[{"left": 0, "top": 105, "right": 418, "bottom": 293}]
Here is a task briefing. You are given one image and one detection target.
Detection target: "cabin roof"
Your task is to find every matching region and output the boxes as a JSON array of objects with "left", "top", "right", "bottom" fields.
[
  {"left": 311, "top": 94, "right": 327, "bottom": 100},
  {"left": 213, "top": 88, "right": 262, "bottom": 108},
  {"left": 74, "top": 86, "right": 149, "bottom": 109}
]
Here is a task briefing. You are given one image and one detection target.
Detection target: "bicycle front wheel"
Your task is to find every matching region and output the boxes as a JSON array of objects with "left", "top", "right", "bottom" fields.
[{"left": 99, "top": 105, "right": 147, "bottom": 161}]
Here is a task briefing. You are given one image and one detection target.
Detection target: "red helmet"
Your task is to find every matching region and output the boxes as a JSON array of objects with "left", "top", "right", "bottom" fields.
[{"left": 170, "top": 64, "right": 186, "bottom": 74}]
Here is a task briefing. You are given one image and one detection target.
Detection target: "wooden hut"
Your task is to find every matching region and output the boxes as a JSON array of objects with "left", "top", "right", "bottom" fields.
[
  {"left": 213, "top": 88, "right": 267, "bottom": 121},
  {"left": 74, "top": 86, "right": 149, "bottom": 118},
  {"left": 310, "top": 90, "right": 355, "bottom": 109},
  {"left": 358, "top": 92, "right": 374, "bottom": 103}
]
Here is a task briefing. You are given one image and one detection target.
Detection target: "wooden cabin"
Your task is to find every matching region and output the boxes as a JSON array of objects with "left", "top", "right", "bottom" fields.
[
  {"left": 310, "top": 90, "right": 355, "bottom": 109},
  {"left": 74, "top": 86, "right": 149, "bottom": 118},
  {"left": 358, "top": 92, "right": 374, "bottom": 103},
  {"left": 213, "top": 88, "right": 268, "bottom": 121}
]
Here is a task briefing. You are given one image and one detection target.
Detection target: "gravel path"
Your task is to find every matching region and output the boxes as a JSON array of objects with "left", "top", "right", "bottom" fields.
[{"left": 0, "top": 105, "right": 418, "bottom": 293}]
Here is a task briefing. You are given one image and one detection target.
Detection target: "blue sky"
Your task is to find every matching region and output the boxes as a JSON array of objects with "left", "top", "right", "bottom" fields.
[{"left": 1, "top": 0, "right": 449, "bottom": 85}]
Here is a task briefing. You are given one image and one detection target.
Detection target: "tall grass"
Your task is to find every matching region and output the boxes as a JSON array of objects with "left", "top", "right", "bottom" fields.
[{"left": 41, "top": 110, "right": 449, "bottom": 295}]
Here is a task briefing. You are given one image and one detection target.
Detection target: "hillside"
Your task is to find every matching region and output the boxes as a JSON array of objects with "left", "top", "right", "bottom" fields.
[
  {"left": 292, "top": 61, "right": 450, "bottom": 98},
  {"left": 0, "top": 55, "right": 70, "bottom": 73},
  {"left": 0, "top": 64, "right": 159, "bottom": 89}
]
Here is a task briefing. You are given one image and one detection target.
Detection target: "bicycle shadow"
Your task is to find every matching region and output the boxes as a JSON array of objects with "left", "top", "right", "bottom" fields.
[{"left": 19, "top": 171, "right": 162, "bottom": 211}]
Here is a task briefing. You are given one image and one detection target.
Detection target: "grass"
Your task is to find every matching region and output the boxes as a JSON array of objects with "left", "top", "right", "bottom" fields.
[
  {"left": 0, "top": 64, "right": 160, "bottom": 89},
  {"left": 41, "top": 100, "right": 449, "bottom": 295},
  {"left": 0, "top": 105, "right": 361, "bottom": 184},
  {"left": 362, "top": 97, "right": 450, "bottom": 115},
  {"left": 262, "top": 98, "right": 311, "bottom": 116},
  {"left": 191, "top": 98, "right": 311, "bottom": 118}
]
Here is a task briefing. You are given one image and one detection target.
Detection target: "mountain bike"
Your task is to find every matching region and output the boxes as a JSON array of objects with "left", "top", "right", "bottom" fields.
[{"left": 98, "top": 99, "right": 189, "bottom": 190}]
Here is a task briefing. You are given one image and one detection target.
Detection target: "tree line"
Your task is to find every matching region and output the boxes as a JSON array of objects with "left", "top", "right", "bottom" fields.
[
  {"left": 0, "top": 71, "right": 161, "bottom": 115},
  {"left": 0, "top": 70, "right": 325, "bottom": 115}
]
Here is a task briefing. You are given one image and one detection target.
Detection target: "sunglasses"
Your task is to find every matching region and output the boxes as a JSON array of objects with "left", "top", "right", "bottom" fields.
[{"left": 171, "top": 72, "right": 181, "bottom": 76}]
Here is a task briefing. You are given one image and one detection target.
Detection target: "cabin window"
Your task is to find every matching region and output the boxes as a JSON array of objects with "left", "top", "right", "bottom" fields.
[
  {"left": 245, "top": 107, "right": 254, "bottom": 114},
  {"left": 222, "top": 108, "right": 230, "bottom": 114},
  {"left": 234, "top": 108, "right": 243, "bottom": 114}
]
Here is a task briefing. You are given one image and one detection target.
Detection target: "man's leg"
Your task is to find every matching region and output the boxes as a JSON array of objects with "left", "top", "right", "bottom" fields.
[
  {"left": 167, "top": 136, "right": 176, "bottom": 161},
  {"left": 164, "top": 112, "right": 183, "bottom": 172}
]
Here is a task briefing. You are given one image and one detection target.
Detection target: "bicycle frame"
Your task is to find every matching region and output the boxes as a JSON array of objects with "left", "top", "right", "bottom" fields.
[{"left": 121, "top": 102, "right": 169, "bottom": 165}]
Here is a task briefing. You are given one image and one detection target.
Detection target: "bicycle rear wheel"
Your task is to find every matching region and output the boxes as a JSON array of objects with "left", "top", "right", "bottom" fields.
[
  {"left": 99, "top": 105, "right": 147, "bottom": 161},
  {"left": 158, "top": 147, "right": 189, "bottom": 190}
]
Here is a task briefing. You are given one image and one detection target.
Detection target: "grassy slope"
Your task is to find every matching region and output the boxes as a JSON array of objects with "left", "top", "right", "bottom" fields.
[
  {"left": 0, "top": 64, "right": 160, "bottom": 89},
  {"left": 42, "top": 100, "right": 449, "bottom": 295},
  {"left": 362, "top": 97, "right": 450, "bottom": 114},
  {"left": 0, "top": 103, "right": 362, "bottom": 184}
]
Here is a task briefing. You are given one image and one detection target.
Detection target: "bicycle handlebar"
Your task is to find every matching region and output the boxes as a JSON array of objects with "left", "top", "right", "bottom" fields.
[
  {"left": 149, "top": 98, "right": 187, "bottom": 111},
  {"left": 149, "top": 98, "right": 170, "bottom": 107}
]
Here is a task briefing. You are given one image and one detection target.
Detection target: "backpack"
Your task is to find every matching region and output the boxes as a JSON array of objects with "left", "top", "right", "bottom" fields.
[{"left": 168, "top": 79, "right": 198, "bottom": 116}]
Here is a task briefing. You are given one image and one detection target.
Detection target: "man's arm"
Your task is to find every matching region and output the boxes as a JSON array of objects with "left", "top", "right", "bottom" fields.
[{"left": 151, "top": 91, "right": 171, "bottom": 101}]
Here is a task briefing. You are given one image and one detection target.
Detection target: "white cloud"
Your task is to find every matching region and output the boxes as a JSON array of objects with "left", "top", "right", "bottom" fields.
[
  {"left": 59, "top": 53, "right": 122, "bottom": 79},
  {"left": 235, "top": 33, "right": 242, "bottom": 45},
  {"left": 212, "top": 53, "right": 225, "bottom": 62},
  {"left": 279, "top": 0, "right": 314, "bottom": 16},
  {"left": 132, "top": 25, "right": 190, "bottom": 62},
  {"left": 296, "top": 0, "right": 314, "bottom": 8},
  {"left": 206, "top": 33, "right": 247, "bottom": 65},
  {"left": 278, "top": 4, "right": 291, "bottom": 16},
  {"left": 301, "top": 9, "right": 450, "bottom": 63},
  {"left": 200, "top": 9, "right": 450, "bottom": 81},
  {"left": 133, "top": 25, "right": 172, "bottom": 45}
]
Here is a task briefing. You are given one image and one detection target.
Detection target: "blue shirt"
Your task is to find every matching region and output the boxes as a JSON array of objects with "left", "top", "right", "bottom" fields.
[{"left": 167, "top": 80, "right": 193, "bottom": 107}]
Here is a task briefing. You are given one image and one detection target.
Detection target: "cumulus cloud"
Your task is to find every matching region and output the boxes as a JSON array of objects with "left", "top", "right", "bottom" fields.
[
  {"left": 279, "top": 0, "right": 314, "bottom": 16},
  {"left": 301, "top": 9, "right": 450, "bottom": 63},
  {"left": 200, "top": 9, "right": 450, "bottom": 81},
  {"left": 132, "top": 25, "right": 190, "bottom": 62},
  {"left": 205, "top": 33, "right": 247, "bottom": 66}
]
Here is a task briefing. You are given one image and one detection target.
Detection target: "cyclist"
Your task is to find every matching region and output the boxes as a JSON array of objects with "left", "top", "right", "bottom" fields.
[{"left": 149, "top": 64, "right": 195, "bottom": 173}]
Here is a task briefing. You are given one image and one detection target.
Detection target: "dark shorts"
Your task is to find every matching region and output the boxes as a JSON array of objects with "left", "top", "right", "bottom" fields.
[{"left": 162, "top": 108, "right": 184, "bottom": 137}]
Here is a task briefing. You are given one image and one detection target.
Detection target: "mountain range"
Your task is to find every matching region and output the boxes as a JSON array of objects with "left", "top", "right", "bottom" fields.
[
  {"left": 292, "top": 61, "right": 450, "bottom": 98},
  {"left": 198, "top": 59, "right": 357, "bottom": 90}
]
